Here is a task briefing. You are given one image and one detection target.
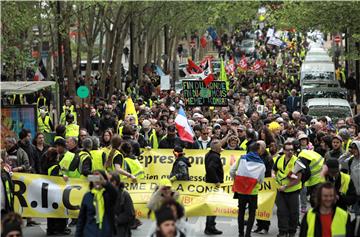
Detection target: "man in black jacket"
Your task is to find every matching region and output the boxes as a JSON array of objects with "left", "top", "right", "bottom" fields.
[
  {"left": 18, "top": 128, "right": 39, "bottom": 173},
  {"left": 204, "top": 140, "right": 224, "bottom": 235},
  {"left": 169, "top": 146, "right": 191, "bottom": 181}
]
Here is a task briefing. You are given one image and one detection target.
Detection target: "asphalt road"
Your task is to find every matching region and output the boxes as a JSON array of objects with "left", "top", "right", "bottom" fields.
[{"left": 22, "top": 210, "right": 296, "bottom": 237}]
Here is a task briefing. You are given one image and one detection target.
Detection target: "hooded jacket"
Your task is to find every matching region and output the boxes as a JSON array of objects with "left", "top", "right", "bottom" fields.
[
  {"left": 347, "top": 141, "right": 360, "bottom": 195},
  {"left": 170, "top": 156, "right": 191, "bottom": 181}
]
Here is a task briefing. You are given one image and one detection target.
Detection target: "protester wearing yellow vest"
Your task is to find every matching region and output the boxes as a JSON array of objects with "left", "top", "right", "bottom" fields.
[
  {"left": 1, "top": 157, "right": 14, "bottom": 215},
  {"left": 65, "top": 114, "right": 79, "bottom": 138},
  {"left": 103, "top": 135, "right": 136, "bottom": 182},
  {"left": 38, "top": 108, "right": 53, "bottom": 133},
  {"left": 297, "top": 149, "right": 324, "bottom": 207},
  {"left": 44, "top": 147, "right": 71, "bottom": 235},
  {"left": 272, "top": 142, "right": 302, "bottom": 237},
  {"left": 55, "top": 138, "right": 81, "bottom": 179},
  {"left": 78, "top": 138, "right": 94, "bottom": 178},
  {"left": 140, "top": 120, "right": 159, "bottom": 149},
  {"left": 120, "top": 142, "right": 145, "bottom": 179},
  {"left": 89, "top": 136, "right": 106, "bottom": 171},
  {"left": 321, "top": 159, "right": 357, "bottom": 211},
  {"left": 299, "top": 182, "right": 352, "bottom": 237}
]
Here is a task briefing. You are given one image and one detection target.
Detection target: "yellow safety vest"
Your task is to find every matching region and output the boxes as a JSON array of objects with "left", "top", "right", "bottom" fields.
[
  {"left": 60, "top": 111, "right": 77, "bottom": 125},
  {"left": 149, "top": 129, "right": 159, "bottom": 149},
  {"left": 240, "top": 139, "right": 248, "bottom": 151},
  {"left": 12, "top": 94, "right": 24, "bottom": 105},
  {"left": 59, "top": 151, "right": 81, "bottom": 178},
  {"left": 101, "top": 146, "right": 111, "bottom": 159},
  {"left": 4, "top": 179, "right": 13, "bottom": 210},
  {"left": 63, "top": 105, "right": 75, "bottom": 113},
  {"left": 118, "top": 125, "right": 123, "bottom": 137},
  {"left": 90, "top": 150, "right": 105, "bottom": 171},
  {"left": 48, "top": 164, "right": 62, "bottom": 176},
  {"left": 306, "top": 207, "right": 348, "bottom": 237},
  {"left": 38, "top": 115, "right": 51, "bottom": 133},
  {"left": 339, "top": 172, "right": 351, "bottom": 195},
  {"left": 124, "top": 157, "right": 145, "bottom": 179},
  {"left": 78, "top": 150, "right": 92, "bottom": 177},
  {"left": 298, "top": 150, "right": 324, "bottom": 187},
  {"left": 65, "top": 123, "right": 79, "bottom": 138},
  {"left": 106, "top": 150, "right": 123, "bottom": 172},
  {"left": 54, "top": 136, "right": 63, "bottom": 142},
  {"left": 343, "top": 139, "right": 352, "bottom": 152},
  {"left": 37, "top": 97, "right": 47, "bottom": 109},
  {"left": 275, "top": 154, "right": 302, "bottom": 192}
]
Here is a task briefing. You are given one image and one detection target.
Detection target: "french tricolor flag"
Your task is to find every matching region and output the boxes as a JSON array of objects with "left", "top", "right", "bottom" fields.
[
  {"left": 175, "top": 107, "right": 195, "bottom": 143},
  {"left": 232, "top": 152, "right": 266, "bottom": 194}
]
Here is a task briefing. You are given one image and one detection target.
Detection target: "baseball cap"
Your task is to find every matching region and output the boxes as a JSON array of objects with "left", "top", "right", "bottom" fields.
[
  {"left": 159, "top": 178, "right": 172, "bottom": 187},
  {"left": 213, "top": 123, "right": 221, "bottom": 129}
]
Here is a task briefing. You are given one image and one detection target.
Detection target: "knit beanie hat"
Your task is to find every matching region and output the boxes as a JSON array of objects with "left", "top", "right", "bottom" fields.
[{"left": 155, "top": 206, "right": 175, "bottom": 226}]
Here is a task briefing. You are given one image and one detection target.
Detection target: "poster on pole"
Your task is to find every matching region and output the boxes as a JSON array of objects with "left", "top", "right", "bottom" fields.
[
  {"left": 160, "top": 75, "right": 171, "bottom": 90},
  {"left": 182, "top": 80, "right": 228, "bottom": 107},
  {"left": 1, "top": 105, "right": 37, "bottom": 147}
]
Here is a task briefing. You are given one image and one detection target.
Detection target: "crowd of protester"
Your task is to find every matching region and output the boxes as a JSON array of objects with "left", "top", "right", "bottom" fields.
[{"left": 2, "top": 24, "right": 360, "bottom": 237}]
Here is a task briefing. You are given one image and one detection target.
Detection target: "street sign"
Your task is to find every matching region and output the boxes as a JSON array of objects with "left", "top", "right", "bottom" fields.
[
  {"left": 77, "top": 86, "right": 89, "bottom": 98},
  {"left": 335, "top": 36, "right": 341, "bottom": 43}
]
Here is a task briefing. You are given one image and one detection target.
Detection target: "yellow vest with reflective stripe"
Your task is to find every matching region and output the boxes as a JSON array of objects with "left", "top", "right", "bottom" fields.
[
  {"left": 106, "top": 150, "right": 123, "bottom": 172},
  {"left": 275, "top": 154, "right": 302, "bottom": 192},
  {"left": 48, "top": 164, "right": 62, "bottom": 176},
  {"left": 90, "top": 150, "right": 105, "bottom": 171},
  {"left": 124, "top": 157, "right": 145, "bottom": 179},
  {"left": 343, "top": 139, "right": 352, "bottom": 152},
  {"left": 339, "top": 172, "right": 351, "bottom": 195},
  {"left": 54, "top": 136, "right": 63, "bottom": 142},
  {"left": 240, "top": 139, "right": 248, "bottom": 151},
  {"left": 59, "top": 151, "right": 80, "bottom": 178},
  {"left": 78, "top": 151, "right": 92, "bottom": 177},
  {"left": 38, "top": 115, "right": 51, "bottom": 133},
  {"left": 298, "top": 150, "right": 324, "bottom": 187},
  {"left": 37, "top": 97, "right": 47, "bottom": 109},
  {"left": 306, "top": 207, "right": 348, "bottom": 237},
  {"left": 4, "top": 179, "right": 13, "bottom": 209},
  {"left": 149, "top": 129, "right": 158, "bottom": 149},
  {"left": 101, "top": 146, "right": 111, "bottom": 158},
  {"left": 65, "top": 123, "right": 79, "bottom": 138}
]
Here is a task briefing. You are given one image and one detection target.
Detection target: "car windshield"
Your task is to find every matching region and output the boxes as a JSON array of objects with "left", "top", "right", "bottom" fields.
[
  {"left": 303, "top": 91, "right": 346, "bottom": 104},
  {"left": 308, "top": 106, "right": 351, "bottom": 122},
  {"left": 303, "top": 72, "right": 334, "bottom": 81}
]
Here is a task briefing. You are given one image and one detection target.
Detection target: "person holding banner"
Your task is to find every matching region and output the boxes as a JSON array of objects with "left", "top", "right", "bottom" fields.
[
  {"left": 169, "top": 146, "right": 191, "bottom": 181},
  {"left": 204, "top": 140, "right": 224, "bottom": 235},
  {"left": 44, "top": 147, "right": 71, "bottom": 236},
  {"left": 75, "top": 170, "right": 118, "bottom": 237}
]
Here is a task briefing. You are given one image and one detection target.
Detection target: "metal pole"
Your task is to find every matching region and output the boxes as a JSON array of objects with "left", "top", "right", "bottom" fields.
[{"left": 56, "top": 1, "right": 64, "bottom": 110}]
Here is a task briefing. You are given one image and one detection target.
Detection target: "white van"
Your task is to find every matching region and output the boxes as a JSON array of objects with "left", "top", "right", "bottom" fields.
[
  {"left": 300, "top": 61, "right": 335, "bottom": 86},
  {"left": 306, "top": 98, "right": 353, "bottom": 122},
  {"left": 304, "top": 54, "right": 332, "bottom": 63}
]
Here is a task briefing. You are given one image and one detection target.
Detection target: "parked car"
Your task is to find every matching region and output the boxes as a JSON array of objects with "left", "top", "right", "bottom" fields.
[{"left": 306, "top": 98, "right": 353, "bottom": 122}]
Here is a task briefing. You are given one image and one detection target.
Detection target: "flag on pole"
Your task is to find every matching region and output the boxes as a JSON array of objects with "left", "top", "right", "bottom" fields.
[
  {"left": 175, "top": 107, "right": 195, "bottom": 143},
  {"left": 186, "top": 58, "right": 203, "bottom": 74},
  {"left": 238, "top": 56, "right": 248, "bottom": 71},
  {"left": 125, "top": 97, "right": 138, "bottom": 125},
  {"left": 193, "top": 59, "right": 214, "bottom": 86},
  {"left": 220, "top": 58, "right": 229, "bottom": 90},
  {"left": 34, "top": 59, "right": 47, "bottom": 81},
  {"left": 251, "top": 59, "right": 262, "bottom": 71}
]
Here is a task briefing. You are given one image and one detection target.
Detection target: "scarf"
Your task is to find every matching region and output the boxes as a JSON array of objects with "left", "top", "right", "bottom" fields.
[{"left": 91, "top": 188, "right": 105, "bottom": 229}]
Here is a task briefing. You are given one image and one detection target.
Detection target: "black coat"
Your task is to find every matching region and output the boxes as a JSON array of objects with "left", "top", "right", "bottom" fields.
[
  {"left": 113, "top": 188, "right": 135, "bottom": 237},
  {"left": 205, "top": 150, "right": 224, "bottom": 184},
  {"left": 18, "top": 141, "right": 39, "bottom": 173},
  {"left": 170, "top": 156, "right": 191, "bottom": 181}
]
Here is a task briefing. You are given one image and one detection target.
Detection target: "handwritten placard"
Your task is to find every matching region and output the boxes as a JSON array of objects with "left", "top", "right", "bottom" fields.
[{"left": 182, "top": 80, "right": 228, "bottom": 106}]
